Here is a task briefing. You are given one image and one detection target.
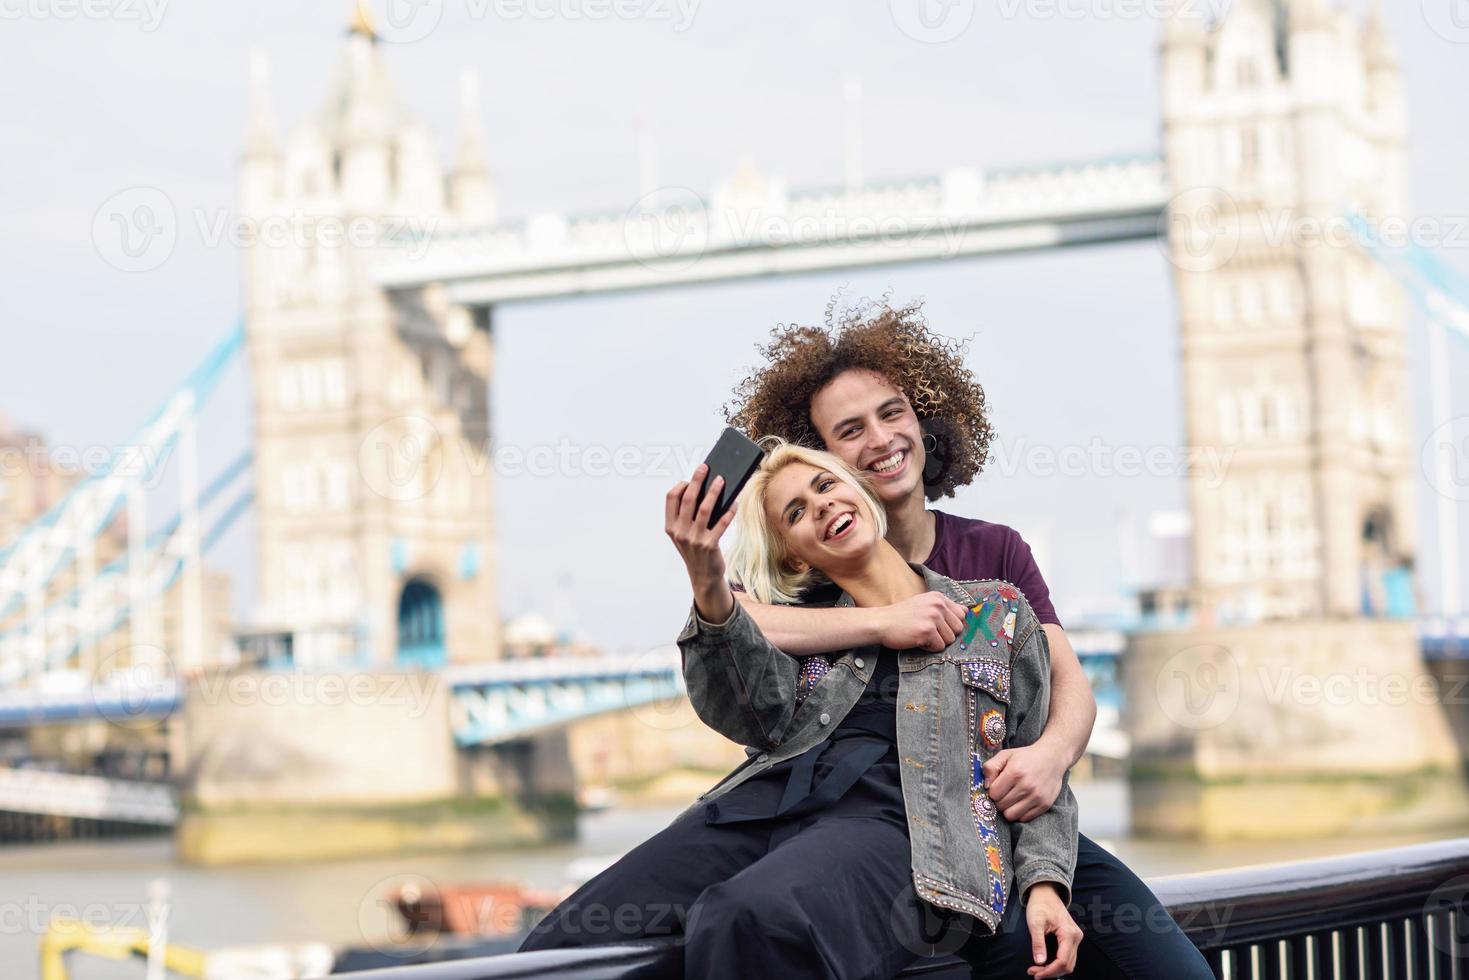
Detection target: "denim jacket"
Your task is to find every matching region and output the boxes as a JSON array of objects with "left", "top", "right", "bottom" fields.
[{"left": 675, "top": 563, "right": 1079, "bottom": 933}]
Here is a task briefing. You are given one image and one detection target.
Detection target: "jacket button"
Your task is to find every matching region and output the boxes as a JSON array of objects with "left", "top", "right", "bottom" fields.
[
  {"left": 819, "top": 712, "right": 831, "bottom": 725},
  {"left": 756, "top": 753, "right": 769, "bottom": 763},
  {"left": 854, "top": 657, "right": 865, "bottom": 669}
]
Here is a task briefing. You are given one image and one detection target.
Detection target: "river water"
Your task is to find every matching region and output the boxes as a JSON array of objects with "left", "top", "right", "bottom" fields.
[{"left": 5, "top": 780, "right": 1466, "bottom": 979}]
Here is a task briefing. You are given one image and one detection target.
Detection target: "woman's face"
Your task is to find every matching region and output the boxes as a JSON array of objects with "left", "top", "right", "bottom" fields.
[
  {"left": 808, "top": 369, "right": 926, "bottom": 507},
  {"left": 763, "top": 461, "right": 881, "bottom": 575}
]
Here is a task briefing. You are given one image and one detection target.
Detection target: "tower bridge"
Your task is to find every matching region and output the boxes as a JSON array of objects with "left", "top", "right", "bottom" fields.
[{"left": 1, "top": 0, "right": 1467, "bottom": 851}]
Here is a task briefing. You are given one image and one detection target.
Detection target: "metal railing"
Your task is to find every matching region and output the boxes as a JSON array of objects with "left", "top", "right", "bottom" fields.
[{"left": 338, "top": 838, "right": 1469, "bottom": 979}]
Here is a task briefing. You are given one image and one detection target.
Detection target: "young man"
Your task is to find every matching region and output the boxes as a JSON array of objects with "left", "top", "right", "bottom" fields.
[{"left": 724, "top": 299, "right": 1213, "bottom": 978}]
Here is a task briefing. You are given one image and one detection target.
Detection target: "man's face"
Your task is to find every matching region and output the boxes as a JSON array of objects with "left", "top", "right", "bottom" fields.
[{"left": 808, "top": 369, "right": 926, "bottom": 507}]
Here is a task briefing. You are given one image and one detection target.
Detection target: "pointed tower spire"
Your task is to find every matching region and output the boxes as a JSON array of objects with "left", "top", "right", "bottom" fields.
[
  {"left": 843, "top": 76, "right": 863, "bottom": 196},
  {"left": 349, "top": 0, "right": 380, "bottom": 42},
  {"left": 637, "top": 99, "right": 659, "bottom": 207},
  {"left": 240, "top": 49, "right": 282, "bottom": 217},
  {"left": 449, "top": 68, "right": 497, "bottom": 223},
  {"left": 245, "top": 48, "right": 279, "bottom": 159},
  {"left": 1363, "top": 0, "right": 1396, "bottom": 67}
]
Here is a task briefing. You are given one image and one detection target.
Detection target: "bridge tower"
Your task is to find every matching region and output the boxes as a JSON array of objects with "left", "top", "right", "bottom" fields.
[
  {"left": 1162, "top": 0, "right": 1415, "bottom": 623},
  {"left": 239, "top": 13, "right": 501, "bottom": 666},
  {"left": 1130, "top": 0, "right": 1467, "bottom": 838}
]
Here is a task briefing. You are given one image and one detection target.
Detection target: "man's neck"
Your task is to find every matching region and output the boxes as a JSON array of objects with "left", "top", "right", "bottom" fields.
[
  {"left": 827, "top": 540, "right": 927, "bottom": 608},
  {"left": 883, "top": 492, "right": 936, "bottom": 564}
]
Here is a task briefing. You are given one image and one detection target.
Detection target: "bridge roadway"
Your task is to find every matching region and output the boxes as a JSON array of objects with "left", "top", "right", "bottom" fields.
[{"left": 375, "top": 156, "right": 1172, "bottom": 303}]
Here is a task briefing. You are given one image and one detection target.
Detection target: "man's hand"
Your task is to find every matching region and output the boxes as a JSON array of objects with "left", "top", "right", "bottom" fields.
[
  {"left": 1023, "top": 883, "right": 1082, "bottom": 978},
  {"left": 982, "top": 742, "right": 1067, "bottom": 822},
  {"left": 876, "top": 593, "right": 968, "bottom": 651}
]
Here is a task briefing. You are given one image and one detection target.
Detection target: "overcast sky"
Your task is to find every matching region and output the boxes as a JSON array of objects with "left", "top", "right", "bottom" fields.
[{"left": 3, "top": 1, "right": 1467, "bottom": 651}]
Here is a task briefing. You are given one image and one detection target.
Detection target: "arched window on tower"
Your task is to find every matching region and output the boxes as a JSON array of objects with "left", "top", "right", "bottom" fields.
[{"left": 397, "top": 578, "right": 446, "bottom": 668}]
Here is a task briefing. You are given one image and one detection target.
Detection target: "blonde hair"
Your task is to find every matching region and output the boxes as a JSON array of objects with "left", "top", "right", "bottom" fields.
[{"left": 727, "top": 438, "right": 889, "bottom": 605}]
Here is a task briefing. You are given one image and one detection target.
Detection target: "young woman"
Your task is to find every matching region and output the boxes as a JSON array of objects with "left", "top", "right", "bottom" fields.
[
  {"left": 723, "top": 298, "right": 1214, "bottom": 978},
  {"left": 520, "top": 441, "right": 1084, "bottom": 979}
]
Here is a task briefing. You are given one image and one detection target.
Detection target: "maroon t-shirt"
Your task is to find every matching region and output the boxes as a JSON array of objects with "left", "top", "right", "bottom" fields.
[
  {"left": 923, "top": 510, "right": 1061, "bottom": 627},
  {"left": 759, "top": 509, "right": 1062, "bottom": 627}
]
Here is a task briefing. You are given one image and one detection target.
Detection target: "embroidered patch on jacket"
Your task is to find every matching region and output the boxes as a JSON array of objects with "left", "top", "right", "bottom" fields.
[
  {"left": 980, "top": 708, "right": 1006, "bottom": 751},
  {"left": 958, "top": 587, "right": 1022, "bottom": 652},
  {"left": 961, "top": 658, "right": 1011, "bottom": 703},
  {"left": 796, "top": 655, "right": 833, "bottom": 704},
  {"left": 967, "top": 692, "right": 1007, "bottom": 916}
]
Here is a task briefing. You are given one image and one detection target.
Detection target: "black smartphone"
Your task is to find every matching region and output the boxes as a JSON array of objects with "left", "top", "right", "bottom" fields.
[{"left": 697, "top": 427, "right": 765, "bottom": 529}]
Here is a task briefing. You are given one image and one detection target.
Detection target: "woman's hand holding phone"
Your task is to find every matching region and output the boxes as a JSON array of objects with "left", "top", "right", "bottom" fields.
[{"left": 665, "top": 463, "right": 739, "bottom": 624}]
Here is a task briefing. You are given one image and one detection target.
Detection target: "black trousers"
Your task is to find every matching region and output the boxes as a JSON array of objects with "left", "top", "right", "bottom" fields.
[{"left": 520, "top": 745, "right": 1214, "bottom": 979}]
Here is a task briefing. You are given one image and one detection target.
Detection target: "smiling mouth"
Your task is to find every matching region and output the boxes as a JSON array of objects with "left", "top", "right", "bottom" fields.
[
  {"left": 825, "top": 512, "right": 856, "bottom": 540},
  {"left": 868, "top": 450, "right": 907, "bottom": 477}
]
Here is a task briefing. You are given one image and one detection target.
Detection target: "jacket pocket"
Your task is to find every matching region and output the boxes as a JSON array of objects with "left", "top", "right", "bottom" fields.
[{"left": 957, "top": 657, "right": 1011, "bottom": 705}]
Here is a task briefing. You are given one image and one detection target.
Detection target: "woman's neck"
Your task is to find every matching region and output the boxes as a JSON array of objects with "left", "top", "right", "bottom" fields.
[
  {"left": 826, "top": 538, "right": 927, "bottom": 608},
  {"left": 882, "top": 489, "right": 935, "bottom": 564}
]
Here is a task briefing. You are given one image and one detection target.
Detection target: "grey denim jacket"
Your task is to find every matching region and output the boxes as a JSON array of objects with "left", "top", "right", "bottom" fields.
[{"left": 675, "top": 563, "right": 1079, "bottom": 933}]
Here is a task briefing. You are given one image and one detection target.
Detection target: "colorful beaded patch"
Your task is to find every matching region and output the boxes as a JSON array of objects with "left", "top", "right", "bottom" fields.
[
  {"left": 980, "top": 708, "right": 1006, "bottom": 750},
  {"left": 957, "top": 585, "right": 1022, "bottom": 653},
  {"left": 795, "top": 655, "right": 833, "bottom": 704},
  {"left": 961, "top": 658, "right": 1011, "bottom": 703},
  {"left": 966, "top": 690, "right": 1007, "bottom": 916}
]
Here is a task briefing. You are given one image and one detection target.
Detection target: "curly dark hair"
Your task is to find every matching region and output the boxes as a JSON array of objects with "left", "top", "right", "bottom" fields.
[{"left": 724, "top": 297, "right": 995, "bottom": 501}]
